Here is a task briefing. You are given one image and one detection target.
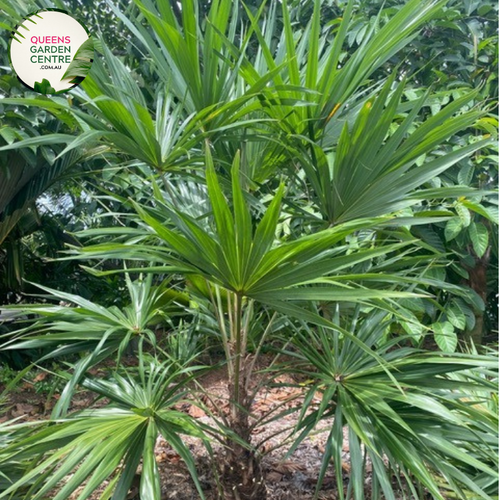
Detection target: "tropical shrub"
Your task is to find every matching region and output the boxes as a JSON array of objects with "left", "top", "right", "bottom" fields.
[
  {"left": 0, "top": 0, "right": 497, "bottom": 499},
  {"left": 0, "top": 356, "right": 210, "bottom": 500}
]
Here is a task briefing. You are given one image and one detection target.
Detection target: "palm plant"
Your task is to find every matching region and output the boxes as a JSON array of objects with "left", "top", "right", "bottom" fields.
[
  {"left": 283, "top": 310, "right": 498, "bottom": 500},
  {"left": 67, "top": 148, "right": 422, "bottom": 497},
  {"left": 1, "top": 274, "right": 185, "bottom": 417},
  {"left": 0, "top": 355, "right": 209, "bottom": 500},
  {"left": 0, "top": 0, "right": 497, "bottom": 499}
]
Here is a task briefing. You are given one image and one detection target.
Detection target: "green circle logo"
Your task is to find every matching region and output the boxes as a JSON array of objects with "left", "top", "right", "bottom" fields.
[{"left": 9, "top": 10, "right": 93, "bottom": 94}]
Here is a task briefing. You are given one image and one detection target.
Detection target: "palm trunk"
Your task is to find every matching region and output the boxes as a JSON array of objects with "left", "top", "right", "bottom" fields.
[
  {"left": 217, "top": 293, "right": 267, "bottom": 500},
  {"left": 218, "top": 378, "right": 266, "bottom": 499}
]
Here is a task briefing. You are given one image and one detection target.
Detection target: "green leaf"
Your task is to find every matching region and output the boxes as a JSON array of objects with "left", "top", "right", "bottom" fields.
[
  {"left": 401, "top": 320, "right": 425, "bottom": 340},
  {"left": 140, "top": 422, "right": 161, "bottom": 500},
  {"left": 433, "top": 322, "right": 457, "bottom": 352},
  {"left": 468, "top": 222, "right": 489, "bottom": 258},
  {"left": 447, "top": 302, "right": 467, "bottom": 330},
  {"left": 33, "top": 79, "right": 56, "bottom": 94},
  {"left": 62, "top": 37, "right": 94, "bottom": 82},
  {"left": 455, "top": 202, "right": 471, "bottom": 227},
  {"left": 463, "top": 304, "right": 476, "bottom": 330},
  {"left": 462, "top": 200, "right": 498, "bottom": 223},
  {"left": 458, "top": 162, "right": 474, "bottom": 185},
  {"left": 445, "top": 217, "right": 463, "bottom": 242}
]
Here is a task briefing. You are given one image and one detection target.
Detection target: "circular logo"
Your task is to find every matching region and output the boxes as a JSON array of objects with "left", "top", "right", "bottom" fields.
[{"left": 9, "top": 10, "right": 93, "bottom": 94}]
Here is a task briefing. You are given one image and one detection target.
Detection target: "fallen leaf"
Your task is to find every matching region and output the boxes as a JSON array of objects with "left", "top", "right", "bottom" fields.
[
  {"left": 266, "top": 471, "right": 283, "bottom": 483},
  {"left": 72, "top": 398, "right": 89, "bottom": 407},
  {"left": 33, "top": 372, "right": 48, "bottom": 383},
  {"left": 272, "top": 460, "right": 306, "bottom": 474},
  {"left": 12, "top": 404, "right": 35, "bottom": 417},
  {"left": 188, "top": 405, "right": 206, "bottom": 418}
]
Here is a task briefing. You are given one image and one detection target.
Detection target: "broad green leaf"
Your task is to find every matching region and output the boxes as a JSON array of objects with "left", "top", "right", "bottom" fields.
[
  {"left": 62, "top": 37, "right": 95, "bottom": 82},
  {"left": 445, "top": 217, "right": 463, "bottom": 242},
  {"left": 468, "top": 222, "right": 489, "bottom": 257},
  {"left": 458, "top": 162, "right": 474, "bottom": 185},
  {"left": 433, "top": 321, "right": 458, "bottom": 352},
  {"left": 447, "top": 302, "right": 467, "bottom": 330},
  {"left": 34, "top": 78, "right": 56, "bottom": 94},
  {"left": 455, "top": 202, "right": 471, "bottom": 227}
]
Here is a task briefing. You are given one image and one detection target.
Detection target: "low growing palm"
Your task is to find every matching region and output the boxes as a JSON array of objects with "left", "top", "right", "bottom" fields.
[
  {"left": 284, "top": 310, "right": 498, "bottom": 500},
  {"left": 0, "top": 0, "right": 497, "bottom": 499},
  {"left": 0, "top": 355, "right": 210, "bottom": 500},
  {"left": 1, "top": 274, "right": 183, "bottom": 417},
  {"left": 73, "top": 149, "right": 422, "bottom": 498}
]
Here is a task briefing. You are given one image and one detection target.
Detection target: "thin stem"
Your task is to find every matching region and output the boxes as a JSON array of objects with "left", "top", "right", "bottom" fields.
[
  {"left": 232, "top": 293, "right": 243, "bottom": 416},
  {"left": 250, "top": 393, "right": 302, "bottom": 433},
  {"left": 255, "top": 424, "right": 297, "bottom": 454},
  {"left": 208, "top": 283, "right": 233, "bottom": 378},
  {"left": 155, "top": 344, "right": 229, "bottom": 426},
  {"left": 241, "top": 299, "right": 253, "bottom": 360},
  {"left": 249, "top": 335, "right": 295, "bottom": 402},
  {"left": 245, "top": 311, "right": 277, "bottom": 392},
  {"left": 162, "top": 174, "right": 179, "bottom": 209}
]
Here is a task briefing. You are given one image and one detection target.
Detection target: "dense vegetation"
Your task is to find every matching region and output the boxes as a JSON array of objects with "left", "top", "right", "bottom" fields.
[{"left": 0, "top": 0, "right": 498, "bottom": 499}]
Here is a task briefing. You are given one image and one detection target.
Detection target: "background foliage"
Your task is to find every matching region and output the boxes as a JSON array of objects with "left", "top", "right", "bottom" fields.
[{"left": 0, "top": 0, "right": 497, "bottom": 499}]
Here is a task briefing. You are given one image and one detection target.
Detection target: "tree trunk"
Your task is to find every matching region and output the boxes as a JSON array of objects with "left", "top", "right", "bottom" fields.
[
  {"left": 216, "top": 293, "right": 267, "bottom": 499},
  {"left": 464, "top": 247, "right": 491, "bottom": 345},
  {"left": 218, "top": 378, "right": 266, "bottom": 499}
]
